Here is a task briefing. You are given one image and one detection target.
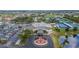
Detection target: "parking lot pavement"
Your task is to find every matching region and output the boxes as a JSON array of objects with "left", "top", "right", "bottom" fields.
[
  {"left": 0, "top": 24, "right": 24, "bottom": 47},
  {"left": 59, "top": 35, "right": 79, "bottom": 48}
]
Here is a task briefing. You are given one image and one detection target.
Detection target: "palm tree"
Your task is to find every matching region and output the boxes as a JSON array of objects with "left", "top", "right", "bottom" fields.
[
  {"left": 72, "top": 27, "right": 78, "bottom": 38},
  {"left": 18, "top": 29, "right": 33, "bottom": 46},
  {"left": 43, "top": 30, "right": 48, "bottom": 34},
  {"left": 18, "top": 34, "right": 27, "bottom": 45},
  {"left": 73, "top": 27, "right": 78, "bottom": 31},
  {"left": 62, "top": 35, "right": 69, "bottom": 47},
  {"left": 65, "top": 28, "right": 70, "bottom": 36},
  {"left": 65, "top": 28, "right": 69, "bottom": 32}
]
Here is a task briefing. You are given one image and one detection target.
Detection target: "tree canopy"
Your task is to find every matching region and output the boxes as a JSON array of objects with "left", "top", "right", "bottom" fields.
[{"left": 12, "top": 16, "right": 34, "bottom": 23}]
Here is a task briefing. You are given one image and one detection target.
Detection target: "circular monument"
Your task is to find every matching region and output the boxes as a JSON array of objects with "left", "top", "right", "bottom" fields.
[{"left": 34, "top": 36, "right": 48, "bottom": 47}]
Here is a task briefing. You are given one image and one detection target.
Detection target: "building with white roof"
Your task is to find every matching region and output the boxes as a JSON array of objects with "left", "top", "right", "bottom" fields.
[
  {"left": 32, "top": 22, "right": 52, "bottom": 29},
  {"left": 32, "top": 22, "right": 52, "bottom": 35}
]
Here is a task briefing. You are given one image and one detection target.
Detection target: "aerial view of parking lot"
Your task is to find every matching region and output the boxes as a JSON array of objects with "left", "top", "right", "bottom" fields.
[{"left": 0, "top": 10, "right": 79, "bottom": 48}]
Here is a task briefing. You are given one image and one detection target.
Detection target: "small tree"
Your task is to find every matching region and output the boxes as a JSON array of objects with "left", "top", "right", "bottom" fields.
[
  {"left": 55, "top": 27, "right": 60, "bottom": 32},
  {"left": 43, "top": 30, "right": 48, "bottom": 34}
]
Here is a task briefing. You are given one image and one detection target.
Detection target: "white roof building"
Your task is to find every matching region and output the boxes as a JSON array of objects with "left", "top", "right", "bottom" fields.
[
  {"left": 32, "top": 22, "right": 52, "bottom": 34},
  {"left": 32, "top": 22, "right": 52, "bottom": 29}
]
